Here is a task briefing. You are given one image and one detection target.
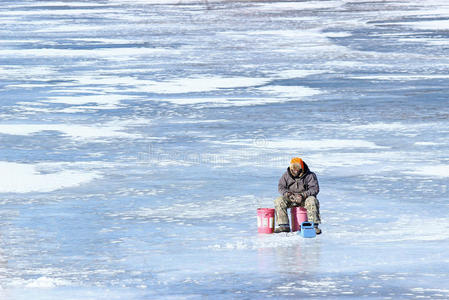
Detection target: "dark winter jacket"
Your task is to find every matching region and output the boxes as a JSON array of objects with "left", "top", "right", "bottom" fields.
[{"left": 278, "top": 162, "right": 319, "bottom": 198}]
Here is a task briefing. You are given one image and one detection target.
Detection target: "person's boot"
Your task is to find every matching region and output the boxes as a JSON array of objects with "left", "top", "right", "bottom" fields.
[
  {"left": 274, "top": 225, "right": 290, "bottom": 233},
  {"left": 314, "top": 224, "right": 322, "bottom": 235}
]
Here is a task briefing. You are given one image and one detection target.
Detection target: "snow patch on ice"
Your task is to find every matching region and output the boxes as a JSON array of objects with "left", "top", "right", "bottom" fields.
[
  {"left": 7, "top": 1, "right": 106, "bottom": 8},
  {"left": 24, "top": 277, "right": 72, "bottom": 288},
  {"left": 108, "top": 0, "right": 205, "bottom": 3},
  {"left": 350, "top": 74, "right": 449, "bottom": 81},
  {"left": 347, "top": 122, "right": 431, "bottom": 133},
  {"left": 3, "top": 9, "right": 114, "bottom": 17},
  {"left": 268, "top": 139, "right": 386, "bottom": 150},
  {"left": 415, "top": 141, "right": 444, "bottom": 146},
  {"left": 152, "top": 97, "right": 231, "bottom": 105},
  {"left": 403, "top": 165, "right": 449, "bottom": 178},
  {"left": 397, "top": 37, "right": 449, "bottom": 46},
  {"left": 0, "top": 162, "right": 101, "bottom": 193},
  {"left": 200, "top": 139, "right": 391, "bottom": 170},
  {"left": 0, "top": 47, "right": 175, "bottom": 60},
  {"left": 308, "top": 152, "right": 395, "bottom": 170},
  {"left": 53, "top": 75, "right": 271, "bottom": 97},
  {"left": 0, "top": 122, "right": 142, "bottom": 141},
  {"left": 139, "top": 76, "right": 270, "bottom": 94},
  {"left": 146, "top": 97, "right": 300, "bottom": 107},
  {"left": 272, "top": 69, "right": 328, "bottom": 79},
  {"left": 257, "top": 85, "right": 322, "bottom": 99},
  {"left": 0, "top": 66, "right": 56, "bottom": 78},
  {"left": 255, "top": 1, "right": 342, "bottom": 11},
  {"left": 324, "top": 32, "right": 352, "bottom": 38},
  {"left": 159, "top": 96, "right": 321, "bottom": 106},
  {"left": 400, "top": 19, "right": 449, "bottom": 31},
  {"left": 145, "top": 70, "right": 325, "bottom": 105},
  {"left": 410, "top": 287, "right": 449, "bottom": 293},
  {"left": 43, "top": 94, "right": 137, "bottom": 110},
  {"left": 247, "top": 28, "right": 351, "bottom": 54},
  {"left": 217, "top": 138, "right": 387, "bottom": 151},
  {"left": 249, "top": 29, "right": 322, "bottom": 40}
]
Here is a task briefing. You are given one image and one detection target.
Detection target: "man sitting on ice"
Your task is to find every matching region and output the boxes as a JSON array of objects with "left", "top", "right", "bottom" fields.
[{"left": 274, "top": 157, "right": 322, "bottom": 234}]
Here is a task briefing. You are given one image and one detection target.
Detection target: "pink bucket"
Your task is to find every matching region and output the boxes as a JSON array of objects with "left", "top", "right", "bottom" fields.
[
  {"left": 257, "top": 208, "right": 275, "bottom": 234},
  {"left": 291, "top": 207, "right": 308, "bottom": 232}
]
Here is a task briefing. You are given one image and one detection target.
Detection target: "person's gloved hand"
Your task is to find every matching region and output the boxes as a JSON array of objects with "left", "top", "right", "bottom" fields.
[
  {"left": 290, "top": 193, "right": 304, "bottom": 203},
  {"left": 293, "top": 194, "right": 304, "bottom": 204},
  {"left": 289, "top": 194, "right": 295, "bottom": 201}
]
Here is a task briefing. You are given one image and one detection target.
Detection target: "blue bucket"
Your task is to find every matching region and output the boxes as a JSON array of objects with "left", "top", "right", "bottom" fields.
[{"left": 298, "top": 221, "right": 316, "bottom": 238}]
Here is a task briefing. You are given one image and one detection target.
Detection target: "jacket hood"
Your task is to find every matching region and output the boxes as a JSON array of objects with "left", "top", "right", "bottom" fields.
[{"left": 287, "top": 161, "right": 310, "bottom": 179}]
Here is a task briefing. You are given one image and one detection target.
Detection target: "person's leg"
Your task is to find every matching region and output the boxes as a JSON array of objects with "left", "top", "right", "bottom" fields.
[
  {"left": 274, "top": 196, "right": 291, "bottom": 232},
  {"left": 304, "top": 196, "right": 322, "bottom": 234},
  {"left": 303, "top": 196, "right": 321, "bottom": 224}
]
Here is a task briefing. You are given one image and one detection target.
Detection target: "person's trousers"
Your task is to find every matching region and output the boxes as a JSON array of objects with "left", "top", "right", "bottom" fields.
[{"left": 274, "top": 195, "right": 321, "bottom": 226}]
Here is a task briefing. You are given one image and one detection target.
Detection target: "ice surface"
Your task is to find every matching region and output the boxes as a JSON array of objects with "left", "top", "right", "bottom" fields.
[
  {"left": 1, "top": 0, "right": 449, "bottom": 299},
  {"left": 43, "top": 94, "right": 136, "bottom": 110}
]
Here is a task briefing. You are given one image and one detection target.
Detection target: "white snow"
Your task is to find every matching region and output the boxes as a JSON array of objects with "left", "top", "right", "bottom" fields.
[
  {"left": 25, "top": 277, "right": 72, "bottom": 288},
  {"left": 43, "top": 94, "right": 135, "bottom": 110},
  {"left": 0, "top": 66, "right": 56, "bottom": 78},
  {"left": 400, "top": 20, "right": 449, "bottom": 31},
  {"left": 403, "top": 165, "right": 449, "bottom": 178},
  {"left": 255, "top": 1, "right": 343, "bottom": 11},
  {"left": 1, "top": 9, "right": 114, "bottom": 17},
  {"left": 137, "top": 76, "right": 271, "bottom": 94},
  {"left": 0, "top": 47, "right": 176, "bottom": 60},
  {"left": 272, "top": 69, "right": 328, "bottom": 79},
  {"left": 0, "top": 162, "right": 101, "bottom": 193},
  {"left": 217, "top": 138, "right": 387, "bottom": 151},
  {"left": 350, "top": 74, "right": 449, "bottom": 80},
  {"left": 0, "top": 123, "right": 141, "bottom": 140},
  {"left": 257, "top": 85, "right": 322, "bottom": 99},
  {"left": 414, "top": 141, "right": 444, "bottom": 146},
  {"left": 6, "top": 2, "right": 106, "bottom": 8}
]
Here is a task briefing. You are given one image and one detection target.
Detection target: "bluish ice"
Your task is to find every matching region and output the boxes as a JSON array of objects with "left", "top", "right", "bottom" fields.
[{"left": 1, "top": 0, "right": 449, "bottom": 299}]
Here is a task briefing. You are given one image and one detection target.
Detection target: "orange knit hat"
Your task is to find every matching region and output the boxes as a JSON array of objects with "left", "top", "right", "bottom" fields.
[{"left": 290, "top": 157, "right": 304, "bottom": 170}]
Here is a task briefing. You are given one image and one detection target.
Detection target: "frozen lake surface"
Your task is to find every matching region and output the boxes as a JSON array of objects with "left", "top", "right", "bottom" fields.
[{"left": 1, "top": 0, "right": 449, "bottom": 298}]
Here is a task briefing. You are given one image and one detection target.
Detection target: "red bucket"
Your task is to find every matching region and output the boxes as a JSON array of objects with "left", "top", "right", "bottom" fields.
[
  {"left": 291, "top": 207, "right": 308, "bottom": 232},
  {"left": 257, "top": 208, "right": 275, "bottom": 234}
]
